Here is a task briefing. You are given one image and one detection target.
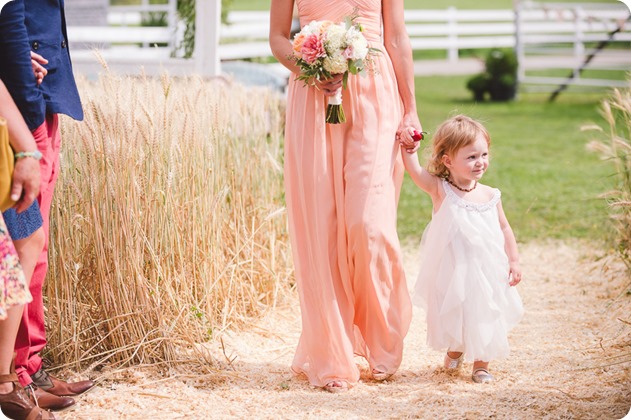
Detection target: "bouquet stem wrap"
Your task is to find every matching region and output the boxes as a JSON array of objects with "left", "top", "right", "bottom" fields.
[{"left": 326, "top": 88, "right": 345, "bottom": 124}]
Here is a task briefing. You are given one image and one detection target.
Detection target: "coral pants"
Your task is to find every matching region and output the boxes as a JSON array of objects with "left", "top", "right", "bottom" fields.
[{"left": 15, "top": 114, "right": 60, "bottom": 386}]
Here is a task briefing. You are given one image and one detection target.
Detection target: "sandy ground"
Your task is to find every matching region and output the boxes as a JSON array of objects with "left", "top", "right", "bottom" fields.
[{"left": 27, "top": 240, "right": 631, "bottom": 419}]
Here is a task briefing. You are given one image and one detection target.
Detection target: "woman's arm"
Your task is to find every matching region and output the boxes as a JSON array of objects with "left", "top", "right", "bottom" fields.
[
  {"left": 269, "top": 0, "right": 299, "bottom": 73},
  {"left": 0, "top": 80, "right": 40, "bottom": 212},
  {"left": 497, "top": 200, "right": 522, "bottom": 286},
  {"left": 382, "top": 0, "right": 422, "bottom": 152}
]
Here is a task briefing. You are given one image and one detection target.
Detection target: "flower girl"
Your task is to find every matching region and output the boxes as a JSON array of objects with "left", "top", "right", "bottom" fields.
[{"left": 400, "top": 115, "right": 523, "bottom": 383}]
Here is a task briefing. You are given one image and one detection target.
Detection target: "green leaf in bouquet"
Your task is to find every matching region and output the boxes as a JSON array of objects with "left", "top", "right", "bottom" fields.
[
  {"left": 345, "top": 15, "right": 353, "bottom": 30},
  {"left": 348, "top": 60, "right": 358, "bottom": 75}
]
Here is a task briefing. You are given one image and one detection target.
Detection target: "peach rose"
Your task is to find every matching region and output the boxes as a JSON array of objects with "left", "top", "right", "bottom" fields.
[{"left": 292, "top": 32, "right": 307, "bottom": 58}]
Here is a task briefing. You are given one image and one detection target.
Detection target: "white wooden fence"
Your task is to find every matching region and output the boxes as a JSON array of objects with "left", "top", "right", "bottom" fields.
[
  {"left": 68, "top": 1, "right": 179, "bottom": 61},
  {"left": 69, "top": 8, "right": 518, "bottom": 62},
  {"left": 70, "top": 7, "right": 521, "bottom": 62},
  {"left": 516, "top": 1, "right": 631, "bottom": 90},
  {"left": 67, "top": 3, "right": 630, "bottom": 89}
]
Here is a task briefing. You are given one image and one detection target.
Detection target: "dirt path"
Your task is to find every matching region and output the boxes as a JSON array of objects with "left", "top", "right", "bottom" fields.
[{"left": 56, "top": 241, "right": 630, "bottom": 419}]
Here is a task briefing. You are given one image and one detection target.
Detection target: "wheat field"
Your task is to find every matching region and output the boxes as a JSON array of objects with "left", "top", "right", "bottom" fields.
[
  {"left": 586, "top": 86, "right": 631, "bottom": 268},
  {"left": 43, "top": 71, "right": 294, "bottom": 373}
]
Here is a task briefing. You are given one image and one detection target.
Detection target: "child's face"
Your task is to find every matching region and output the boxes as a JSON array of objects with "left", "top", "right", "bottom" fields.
[{"left": 444, "top": 134, "right": 489, "bottom": 181}]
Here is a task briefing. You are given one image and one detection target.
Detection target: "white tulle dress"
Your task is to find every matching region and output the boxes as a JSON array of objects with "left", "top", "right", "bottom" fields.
[{"left": 413, "top": 179, "right": 523, "bottom": 362}]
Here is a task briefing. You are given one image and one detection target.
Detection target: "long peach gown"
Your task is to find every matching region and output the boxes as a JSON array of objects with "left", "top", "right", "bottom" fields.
[{"left": 285, "top": 0, "right": 412, "bottom": 387}]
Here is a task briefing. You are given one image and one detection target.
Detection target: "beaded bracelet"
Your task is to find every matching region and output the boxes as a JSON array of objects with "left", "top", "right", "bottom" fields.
[{"left": 15, "top": 150, "right": 43, "bottom": 160}]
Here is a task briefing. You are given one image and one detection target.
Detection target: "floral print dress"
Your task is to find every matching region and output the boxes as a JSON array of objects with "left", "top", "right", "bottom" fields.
[{"left": 0, "top": 215, "right": 31, "bottom": 320}]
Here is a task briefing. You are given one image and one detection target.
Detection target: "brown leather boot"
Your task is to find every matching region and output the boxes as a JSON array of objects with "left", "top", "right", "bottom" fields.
[
  {"left": 31, "top": 369, "right": 94, "bottom": 397},
  {"left": 0, "top": 372, "right": 55, "bottom": 419},
  {"left": 30, "top": 386, "right": 75, "bottom": 412}
]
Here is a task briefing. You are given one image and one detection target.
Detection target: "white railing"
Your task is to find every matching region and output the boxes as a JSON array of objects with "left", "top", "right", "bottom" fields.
[
  {"left": 404, "top": 9, "right": 515, "bottom": 61},
  {"left": 69, "top": 0, "right": 178, "bottom": 61},
  {"left": 70, "top": 8, "right": 521, "bottom": 62},
  {"left": 67, "top": 4, "right": 630, "bottom": 81},
  {"left": 516, "top": 1, "right": 630, "bottom": 89}
]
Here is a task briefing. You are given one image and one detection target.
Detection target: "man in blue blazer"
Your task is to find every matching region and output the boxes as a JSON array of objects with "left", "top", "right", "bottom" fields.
[{"left": 0, "top": 0, "right": 94, "bottom": 411}]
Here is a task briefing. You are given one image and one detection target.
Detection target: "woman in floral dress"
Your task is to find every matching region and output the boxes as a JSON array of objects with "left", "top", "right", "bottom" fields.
[{"left": 0, "top": 79, "right": 54, "bottom": 419}]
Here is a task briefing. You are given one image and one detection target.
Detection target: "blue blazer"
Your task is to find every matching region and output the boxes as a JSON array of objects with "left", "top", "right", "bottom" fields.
[{"left": 0, "top": 0, "right": 83, "bottom": 131}]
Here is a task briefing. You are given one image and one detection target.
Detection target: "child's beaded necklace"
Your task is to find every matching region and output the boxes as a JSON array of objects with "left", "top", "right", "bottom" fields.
[{"left": 444, "top": 176, "right": 478, "bottom": 192}]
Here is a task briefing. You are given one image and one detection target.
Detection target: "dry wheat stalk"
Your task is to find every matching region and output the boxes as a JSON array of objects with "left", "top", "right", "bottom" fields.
[
  {"left": 584, "top": 79, "right": 631, "bottom": 369},
  {"left": 45, "top": 72, "right": 292, "bottom": 373}
]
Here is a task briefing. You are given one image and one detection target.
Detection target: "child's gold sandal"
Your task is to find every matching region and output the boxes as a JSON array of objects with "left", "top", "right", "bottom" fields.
[
  {"left": 443, "top": 352, "right": 464, "bottom": 370},
  {"left": 472, "top": 368, "right": 494, "bottom": 383}
]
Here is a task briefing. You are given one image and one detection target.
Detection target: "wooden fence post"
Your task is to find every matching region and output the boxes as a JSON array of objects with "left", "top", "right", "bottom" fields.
[
  {"left": 573, "top": 5, "right": 586, "bottom": 60},
  {"left": 195, "top": 0, "right": 221, "bottom": 76},
  {"left": 447, "top": 6, "right": 458, "bottom": 62},
  {"left": 168, "top": 0, "right": 178, "bottom": 54},
  {"left": 514, "top": 0, "right": 525, "bottom": 84}
]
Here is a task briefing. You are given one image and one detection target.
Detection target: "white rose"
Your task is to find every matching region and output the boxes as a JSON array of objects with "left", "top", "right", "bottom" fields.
[
  {"left": 349, "top": 36, "right": 369, "bottom": 60},
  {"left": 343, "top": 27, "right": 368, "bottom": 59},
  {"left": 323, "top": 51, "right": 348, "bottom": 74},
  {"left": 324, "top": 24, "right": 347, "bottom": 54},
  {"left": 301, "top": 20, "right": 320, "bottom": 36}
]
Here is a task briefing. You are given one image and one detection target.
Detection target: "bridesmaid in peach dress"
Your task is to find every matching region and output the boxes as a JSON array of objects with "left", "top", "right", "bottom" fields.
[{"left": 270, "top": 0, "right": 423, "bottom": 392}]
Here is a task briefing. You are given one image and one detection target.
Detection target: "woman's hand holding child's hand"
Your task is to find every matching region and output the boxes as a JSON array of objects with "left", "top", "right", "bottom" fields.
[{"left": 397, "top": 114, "right": 423, "bottom": 154}]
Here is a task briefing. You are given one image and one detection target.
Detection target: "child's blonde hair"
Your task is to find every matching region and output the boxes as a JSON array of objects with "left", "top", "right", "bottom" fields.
[{"left": 427, "top": 114, "right": 491, "bottom": 178}]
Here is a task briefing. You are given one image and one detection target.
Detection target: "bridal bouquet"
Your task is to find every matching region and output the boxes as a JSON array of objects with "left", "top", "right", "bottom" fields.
[{"left": 291, "top": 14, "right": 378, "bottom": 124}]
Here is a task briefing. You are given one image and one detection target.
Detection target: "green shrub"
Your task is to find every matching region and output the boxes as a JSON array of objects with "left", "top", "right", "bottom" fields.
[
  {"left": 466, "top": 73, "right": 489, "bottom": 101},
  {"left": 466, "top": 49, "right": 517, "bottom": 102},
  {"left": 486, "top": 49, "right": 517, "bottom": 78}
]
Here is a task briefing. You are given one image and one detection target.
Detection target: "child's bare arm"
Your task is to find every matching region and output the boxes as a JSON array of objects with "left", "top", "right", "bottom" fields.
[
  {"left": 400, "top": 149, "right": 438, "bottom": 196},
  {"left": 497, "top": 199, "right": 522, "bottom": 286}
]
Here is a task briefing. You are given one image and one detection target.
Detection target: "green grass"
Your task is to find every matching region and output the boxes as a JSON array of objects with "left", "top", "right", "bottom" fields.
[
  {"left": 398, "top": 75, "right": 614, "bottom": 243},
  {"left": 525, "top": 68, "right": 628, "bottom": 81},
  {"left": 232, "top": 0, "right": 270, "bottom": 10}
]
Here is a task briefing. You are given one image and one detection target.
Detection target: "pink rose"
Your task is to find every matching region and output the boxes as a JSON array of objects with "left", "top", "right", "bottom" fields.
[
  {"left": 342, "top": 46, "right": 354, "bottom": 60},
  {"left": 301, "top": 34, "right": 326, "bottom": 64}
]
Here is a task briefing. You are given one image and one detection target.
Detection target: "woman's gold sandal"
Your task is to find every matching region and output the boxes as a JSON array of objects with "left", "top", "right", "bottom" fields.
[
  {"left": 323, "top": 380, "right": 349, "bottom": 393},
  {"left": 371, "top": 367, "right": 392, "bottom": 382},
  {"left": 472, "top": 368, "right": 494, "bottom": 383}
]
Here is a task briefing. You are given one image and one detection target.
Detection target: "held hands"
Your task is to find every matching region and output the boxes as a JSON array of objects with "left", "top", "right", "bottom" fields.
[
  {"left": 11, "top": 156, "right": 40, "bottom": 213},
  {"left": 508, "top": 262, "right": 522, "bottom": 287},
  {"left": 314, "top": 73, "right": 344, "bottom": 97},
  {"left": 31, "top": 51, "right": 48, "bottom": 85},
  {"left": 396, "top": 113, "right": 423, "bottom": 154}
]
